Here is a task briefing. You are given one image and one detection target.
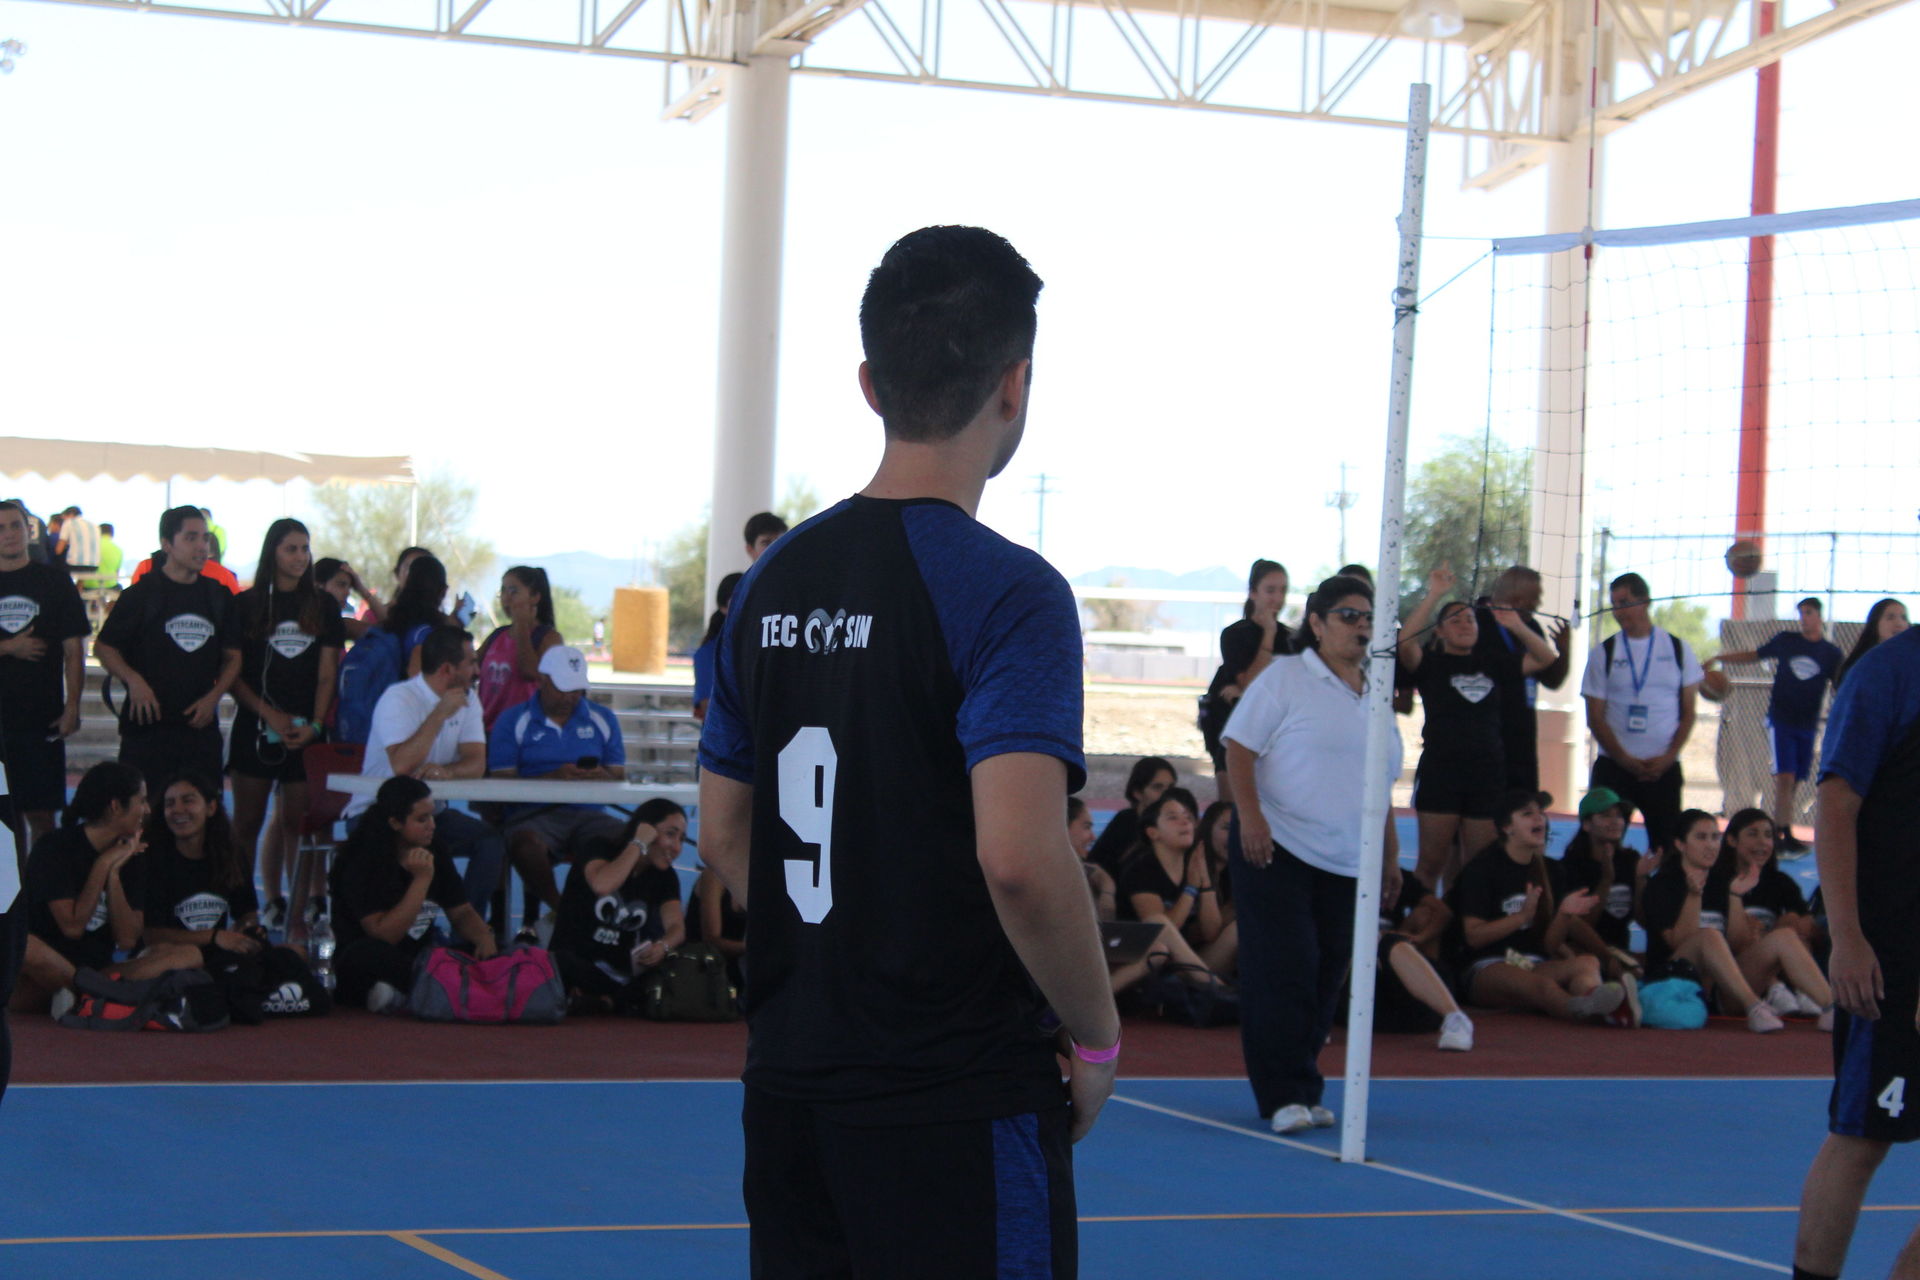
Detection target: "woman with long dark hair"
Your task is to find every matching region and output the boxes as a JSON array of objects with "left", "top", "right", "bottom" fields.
[
  {"left": 315, "top": 556, "right": 380, "bottom": 643},
  {"left": 1117, "top": 788, "right": 1237, "bottom": 977},
  {"left": 384, "top": 553, "right": 451, "bottom": 677},
  {"left": 548, "top": 798, "right": 688, "bottom": 1012},
  {"left": 327, "top": 775, "right": 497, "bottom": 1010},
  {"left": 1202, "top": 560, "right": 1290, "bottom": 803},
  {"left": 229, "top": 519, "right": 344, "bottom": 918},
  {"left": 1639, "top": 809, "right": 1788, "bottom": 1033},
  {"left": 141, "top": 773, "right": 264, "bottom": 959},
  {"left": 692, "top": 572, "right": 743, "bottom": 723},
  {"left": 1445, "top": 790, "right": 1626, "bottom": 1023},
  {"left": 1556, "top": 787, "right": 1655, "bottom": 955},
  {"left": 1718, "top": 808, "right": 1832, "bottom": 1026},
  {"left": 477, "top": 565, "right": 564, "bottom": 732},
  {"left": 1836, "top": 597, "right": 1910, "bottom": 687}
]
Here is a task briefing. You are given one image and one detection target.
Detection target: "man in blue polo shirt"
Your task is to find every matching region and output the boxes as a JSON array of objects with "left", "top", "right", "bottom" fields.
[
  {"left": 1708, "top": 597, "right": 1843, "bottom": 856},
  {"left": 1792, "top": 623, "right": 1920, "bottom": 1280},
  {"left": 488, "top": 645, "right": 626, "bottom": 932}
]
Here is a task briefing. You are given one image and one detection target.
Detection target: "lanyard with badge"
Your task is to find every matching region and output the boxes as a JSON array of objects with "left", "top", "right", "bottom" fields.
[{"left": 1621, "top": 633, "right": 1653, "bottom": 734}]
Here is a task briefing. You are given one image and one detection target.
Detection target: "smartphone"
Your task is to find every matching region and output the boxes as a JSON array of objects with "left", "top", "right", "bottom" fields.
[
  {"left": 576, "top": 756, "right": 600, "bottom": 769},
  {"left": 454, "top": 591, "right": 477, "bottom": 627}
]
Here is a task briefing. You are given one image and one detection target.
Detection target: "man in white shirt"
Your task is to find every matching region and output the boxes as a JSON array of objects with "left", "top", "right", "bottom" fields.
[
  {"left": 350, "top": 625, "right": 505, "bottom": 918},
  {"left": 1581, "top": 572, "right": 1703, "bottom": 856}
]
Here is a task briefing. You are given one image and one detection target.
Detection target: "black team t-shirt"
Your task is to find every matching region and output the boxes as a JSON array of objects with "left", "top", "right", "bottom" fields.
[
  {"left": 1086, "top": 808, "right": 1141, "bottom": 877},
  {"left": 1557, "top": 839, "right": 1642, "bottom": 950},
  {"left": 1116, "top": 851, "right": 1184, "bottom": 921},
  {"left": 1411, "top": 647, "right": 1517, "bottom": 757},
  {"left": 1445, "top": 846, "right": 1564, "bottom": 965},
  {"left": 24, "top": 826, "right": 146, "bottom": 970},
  {"left": 233, "top": 587, "right": 347, "bottom": 719},
  {"left": 95, "top": 572, "right": 239, "bottom": 732},
  {"left": 1739, "top": 864, "right": 1808, "bottom": 932},
  {"left": 144, "top": 845, "right": 261, "bottom": 933},
  {"left": 1640, "top": 865, "right": 1733, "bottom": 970},
  {"left": 550, "top": 841, "right": 681, "bottom": 974},
  {"left": 329, "top": 844, "right": 469, "bottom": 958},
  {"left": 1206, "top": 618, "right": 1292, "bottom": 703},
  {"left": 1382, "top": 874, "right": 1430, "bottom": 932},
  {"left": 0, "top": 561, "right": 91, "bottom": 735},
  {"left": 699, "top": 496, "right": 1087, "bottom": 1125}
]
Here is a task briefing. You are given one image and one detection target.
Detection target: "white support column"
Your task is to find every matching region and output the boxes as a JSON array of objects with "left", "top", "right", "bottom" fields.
[
  {"left": 1530, "top": 0, "right": 1604, "bottom": 808},
  {"left": 706, "top": 30, "right": 793, "bottom": 609}
]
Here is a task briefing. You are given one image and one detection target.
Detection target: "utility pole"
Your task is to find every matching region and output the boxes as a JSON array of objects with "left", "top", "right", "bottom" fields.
[
  {"left": 1028, "top": 473, "right": 1055, "bottom": 556},
  {"left": 1327, "top": 462, "right": 1358, "bottom": 566}
]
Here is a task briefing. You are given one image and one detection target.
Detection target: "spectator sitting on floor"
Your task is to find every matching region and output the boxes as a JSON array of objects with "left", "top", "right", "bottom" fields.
[
  {"left": 1195, "top": 800, "right": 1236, "bottom": 926},
  {"left": 314, "top": 557, "right": 381, "bottom": 643},
  {"left": 384, "top": 553, "right": 452, "bottom": 677},
  {"left": 140, "top": 774, "right": 266, "bottom": 963},
  {"left": 1557, "top": 786, "right": 1657, "bottom": 959},
  {"left": 13, "top": 763, "right": 200, "bottom": 1015},
  {"left": 1723, "top": 806, "right": 1821, "bottom": 951},
  {"left": 1086, "top": 755, "right": 1176, "bottom": 877},
  {"left": 548, "top": 799, "right": 688, "bottom": 1014},
  {"left": 328, "top": 776, "right": 498, "bottom": 1012},
  {"left": 477, "top": 565, "right": 564, "bottom": 733},
  {"left": 1835, "top": 596, "right": 1909, "bottom": 688},
  {"left": 1070, "top": 797, "right": 1224, "bottom": 997},
  {"left": 1398, "top": 564, "right": 1558, "bottom": 889},
  {"left": 1714, "top": 808, "right": 1833, "bottom": 1028},
  {"left": 692, "top": 572, "right": 743, "bottom": 723},
  {"left": 0, "top": 498, "right": 90, "bottom": 845},
  {"left": 348, "top": 625, "right": 505, "bottom": 917},
  {"left": 1117, "top": 787, "right": 1238, "bottom": 979},
  {"left": 1444, "top": 789, "right": 1628, "bottom": 1026},
  {"left": 1372, "top": 872, "right": 1474, "bottom": 1051},
  {"left": 744, "top": 512, "right": 789, "bottom": 563},
  {"left": 95, "top": 506, "right": 243, "bottom": 797},
  {"left": 487, "top": 645, "right": 626, "bottom": 931},
  {"left": 1639, "top": 809, "right": 1807, "bottom": 1034}
]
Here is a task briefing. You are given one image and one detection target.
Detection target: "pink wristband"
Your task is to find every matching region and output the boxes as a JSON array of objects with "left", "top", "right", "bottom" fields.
[{"left": 1071, "top": 1036, "right": 1121, "bottom": 1064}]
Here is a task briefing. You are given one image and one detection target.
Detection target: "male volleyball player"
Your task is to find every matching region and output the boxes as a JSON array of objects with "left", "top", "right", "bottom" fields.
[
  {"left": 699, "top": 226, "right": 1119, "bottom": 1278},
  {"left": 1792, "top": 620, "right": 1920, "bottom": 1279}
]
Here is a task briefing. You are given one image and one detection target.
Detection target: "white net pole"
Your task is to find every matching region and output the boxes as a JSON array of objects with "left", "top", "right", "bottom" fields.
[{"left": 1340, "top": 81, "right": 1429, "bottom": 1166}]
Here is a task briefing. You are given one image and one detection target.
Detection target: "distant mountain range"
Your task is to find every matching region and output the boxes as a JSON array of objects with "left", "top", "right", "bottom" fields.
[{"left": 506, "top": 550, "right": 652, "bottom": 615}]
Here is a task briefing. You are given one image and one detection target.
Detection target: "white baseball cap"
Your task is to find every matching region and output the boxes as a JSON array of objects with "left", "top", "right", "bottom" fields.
[{"left": 537, "top": 645, "right": 590, "bottom": 692}]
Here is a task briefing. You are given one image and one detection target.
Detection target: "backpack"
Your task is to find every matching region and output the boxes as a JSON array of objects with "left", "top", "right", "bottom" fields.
[
  {"left": 335, "top": 627, "right": 408, "bottom": 745},
  {"left": 1601, "top": 630, "right": 1687, "bottom": 709},
  {"left": 58, "top": 967, "right": 230, "bottom": 1032},
  {"left": 638, "top": 943, "right": 741, "bottom": 1022},
  {"left": 409, "top": 945, "right": 567, "bottom": 1024},
  {"left": 210, "top": 946, "right": 333, "bottom": 1023},
  {"left": 1137, "top": 957, "right": 1240, "bottom": 1029},
  {"left": 1639, "top": 977, "right": 1708, "bottom": 1029}
]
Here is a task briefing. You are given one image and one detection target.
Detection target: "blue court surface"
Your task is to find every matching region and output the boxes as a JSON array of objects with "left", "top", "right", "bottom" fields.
[{"left": 5, "top": 1075, "right": 1915, "bottom": 1278}]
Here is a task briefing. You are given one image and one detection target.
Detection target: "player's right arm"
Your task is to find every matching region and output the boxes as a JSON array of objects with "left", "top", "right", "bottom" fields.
[
  {"left": 701, "top": 771, "right": 754, "bottom": 910},
  {"left": 973, "top": 751, "right": 1120, "bottom": 1144}
]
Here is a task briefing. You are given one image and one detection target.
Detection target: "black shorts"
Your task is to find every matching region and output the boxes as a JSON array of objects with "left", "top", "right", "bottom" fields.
[
  {"left": 120, "top": 726, "right": 225, "bottom": 800},
  {"left": 743, "top": 1087, "right": 1077, "bottom": 1279},
  {"left": 2, "top": 731, "right": 67, "bottom": 813},
  {"left": 1412, "top": 750, "right": 1503, "bottom": 819},
  {"left": 227, "top": 711, "right": 311, "bottom": 784},
  {"left": 1831, "top": 974, "right": 1920, "bottom": 1143}
]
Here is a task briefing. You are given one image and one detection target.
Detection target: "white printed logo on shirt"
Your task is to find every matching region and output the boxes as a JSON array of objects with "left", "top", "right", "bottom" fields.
[
  {"left": 592, "top": 894, "right": 649, "bottom": 948},
  {"left": 165, "top": 613, "right": 216, "bottom": 653},
  {"left": 1500, "top": 892, "right": 1529, "bottom": 917},
  {"left": 0, "top": 595, "right": 40, "bottom": 635},
  {"left": 268, "top": 620, "right": 315, "bottom": 659},
  {"left": 173, "top": 892, "right": 230, "bottom": 932},
  {"left": 1451, "top": 673, "right": 1496, "bottom": 704},
  {"left": 1607, "top": 883, "right": 1633, "bottom": 920},
  {"left": 86, "top": 890, "right": 110, "bottom": 933},
  {"left": 409, "top": 901, "right": 442, "bottom": 941},
  {"left": 1789, "top": 656, "right": 1822, "bottom": 681},
  {"left": 1700, "top": 910, "right": 1727, "bottom": 933}
]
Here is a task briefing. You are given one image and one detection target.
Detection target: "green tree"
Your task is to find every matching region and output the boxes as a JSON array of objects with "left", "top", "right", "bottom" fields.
[
  {"left": 309, "top": 467, "right": 496, "bottom": 603},
  {"left": 655, "top": 475, "right": 831, "bottom": 652},
  {"left": 1402, "top": 437, "right": 1532, "bottom": 605},
  {"left": 551, "top": 586, "right": 595, "bottom": 646},
  {"left": 1596, "top": 597, "right": 1717, "bottom": 662}
]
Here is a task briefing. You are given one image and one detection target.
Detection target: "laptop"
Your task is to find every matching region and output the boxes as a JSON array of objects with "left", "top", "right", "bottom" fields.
[{"left": 1100, "top": 921, "right": 1164, "bottom": 966}]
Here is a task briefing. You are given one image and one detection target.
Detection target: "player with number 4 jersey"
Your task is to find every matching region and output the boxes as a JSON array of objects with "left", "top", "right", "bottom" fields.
[
  {"left": 1792, "top": 624, "right": 1920, "bottom": 1280},
  {"left": 699, "top": 227, "right": 1119, "bottom": 1280}
]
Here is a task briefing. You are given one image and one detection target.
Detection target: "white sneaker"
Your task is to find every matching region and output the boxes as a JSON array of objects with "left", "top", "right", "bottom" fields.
[
  {"left": 1794, "top": 990, "right": 1825, "bottom": 1018},
  {"left": 1566, "top": 982, "right": 1625, "bottom": 1021},
  {"left": 1309, "top": 1106, "right": 1336, "bottom": 1129},
  {"left": 1438, "top": 1011, "right": 1475, "bottom": 1051},
  {"left": 1818, "top": 1005, "right": 1836, "bottom": 1033},
  {"left": 1747, "top": 1002, "right": 1786, "bottom": 1033},
  {"left": 48, "top": 988, "right": 76, "bottom": 1022},
  {"left": 1765, "top": 982, "right": 1800, "bottom": 1016},
  {"left": 1270, "top": 1105, "right": 1315, "bottom": 1135},
  {"left": 367, "top": 981, "right": 407, "bottom": 1015}
]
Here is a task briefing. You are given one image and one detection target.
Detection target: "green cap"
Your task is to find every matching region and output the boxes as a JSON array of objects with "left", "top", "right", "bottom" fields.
[{"left": 1579, "top": 787, "right": 1633, "bottom": 820}]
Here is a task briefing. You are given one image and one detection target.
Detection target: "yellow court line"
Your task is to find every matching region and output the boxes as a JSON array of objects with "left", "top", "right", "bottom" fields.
[
  {"left": 7, "top": 1205, "right": 1920, "bottom": 1247},
  {"left": 389, "top": 1232, "right": 517, "bottom": 1280}
]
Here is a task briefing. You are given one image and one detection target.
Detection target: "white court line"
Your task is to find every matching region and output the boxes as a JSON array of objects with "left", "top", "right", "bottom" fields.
[
  {"left": 12, "top": 1074, "right": 1824, "bottom": 1090},
  {"left": 1111, "top": 1094, "right": 1791, "bottom": 1275}
]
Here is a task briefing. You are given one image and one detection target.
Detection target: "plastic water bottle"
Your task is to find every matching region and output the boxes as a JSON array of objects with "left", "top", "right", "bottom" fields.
[{"left": 308, "top": 914, "right": 337, "bottom": 990}]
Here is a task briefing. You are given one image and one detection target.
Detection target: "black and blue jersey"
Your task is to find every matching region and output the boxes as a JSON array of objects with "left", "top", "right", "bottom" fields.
[{"left": 700, "top": 495, "right": 1085, "bottom": 1124}]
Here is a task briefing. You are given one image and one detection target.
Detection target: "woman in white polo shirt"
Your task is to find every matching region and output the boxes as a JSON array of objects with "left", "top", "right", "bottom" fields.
[{"left": 1223, "top": 575, "right": 1403, "bottom": 1136}]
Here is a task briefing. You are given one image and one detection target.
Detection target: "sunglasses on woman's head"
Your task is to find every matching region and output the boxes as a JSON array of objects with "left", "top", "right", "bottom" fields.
[{"left": 1329, "top": 608, "right": 1373, "bottom": 624}]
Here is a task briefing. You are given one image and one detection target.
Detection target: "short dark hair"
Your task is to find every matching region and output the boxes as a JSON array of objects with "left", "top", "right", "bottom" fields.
[
  {"left": 743, "top": 512, "right": 789, "bottom": 548},
  {"left": 1609, "top": 572, "right": 1650, "bottom": 602},
  {"left": 62, "top": 506, "right": 82, "bottom": 517},
  {"left": 1797, "top": 597, "right": 1823, "bottom": 614},
  {"left": 0, "top": 500, "right": 22, "bottom": 521},
  {"left": 419, "top": 624, "right": 473, "bottom": 676},
  {"left": 858, "top": 226, "right": 1043, "bottom": 442},
  {"left": 159, "top": 505, "right": 205, "bottom": 545},
  {"left": 1297, "top": 575, "right": 1374, "bottom": 651},
  {"left": 99, "top": 522, "right": 114, "bottom": 536},
  {"left": 1336, "top": 564, "right": 1374, "bottom": 586}
]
